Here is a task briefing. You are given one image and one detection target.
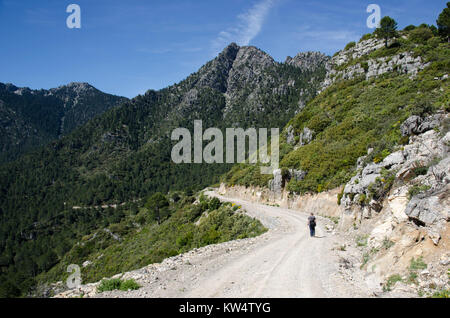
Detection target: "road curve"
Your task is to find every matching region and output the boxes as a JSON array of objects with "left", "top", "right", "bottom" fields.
[
  {"left": 184, "top": 192, "right": 347, "bottom": 298},
  {"left": 91, "top": 191, "right": 370, "bottom": 298}
]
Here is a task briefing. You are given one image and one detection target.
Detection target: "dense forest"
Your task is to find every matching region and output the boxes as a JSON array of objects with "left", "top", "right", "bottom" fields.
[
  {"left": 36, "top": 192, "right": 267, "bottom": 294},
  {"left": 0, "top": 82, "right": 127, "bottom": 163}
]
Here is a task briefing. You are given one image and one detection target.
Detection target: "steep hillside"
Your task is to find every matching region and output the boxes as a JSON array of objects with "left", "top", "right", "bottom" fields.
[
  {"left": 223, "top": 24, "right": 449, "bottom": 297},
  {"left": 0, "top": 44, "right": 327, "bottom": 297},
  {"left": 0, "top": 82, "right": 128, "bottom": 163},
  {"left": 225, "top": 26, "right": 449, "bottom": 194}
]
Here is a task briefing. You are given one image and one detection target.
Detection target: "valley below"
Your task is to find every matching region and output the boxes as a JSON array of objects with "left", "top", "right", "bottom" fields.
[{"left": 55, "top": 191, "right": 390, "bottom": 298}]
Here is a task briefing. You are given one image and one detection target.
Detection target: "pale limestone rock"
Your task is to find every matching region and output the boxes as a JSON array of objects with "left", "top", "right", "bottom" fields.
[
  {"left": 387, "top": 187, "right": 409, "bottom": 223},
  {"left": 368, "top": 217, "right": 394, "bottom": 249}
]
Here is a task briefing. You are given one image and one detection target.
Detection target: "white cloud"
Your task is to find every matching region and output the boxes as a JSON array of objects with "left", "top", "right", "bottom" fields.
[{"left": 212, "top": 0, "right": 275, "bottom": 53}]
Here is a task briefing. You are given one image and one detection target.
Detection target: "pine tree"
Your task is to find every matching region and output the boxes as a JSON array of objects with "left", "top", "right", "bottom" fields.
[
  {"left": 375, "top": 16, "right": 398, "bottom": 47},
  {"left": 437, "top": 2, "right": 450, "bottom": 42},
  {"left": 145, "top": 193, "right": 169, "bottom": 224}
]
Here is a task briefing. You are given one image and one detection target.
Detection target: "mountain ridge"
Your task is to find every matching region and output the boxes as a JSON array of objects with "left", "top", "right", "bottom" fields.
[{"left": 0, "top": 82, "right": 128, "bottom": 163}]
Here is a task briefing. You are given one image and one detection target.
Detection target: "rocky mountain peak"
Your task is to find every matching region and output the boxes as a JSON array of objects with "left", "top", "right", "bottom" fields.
[
  {"left": 194, "top": 43, "right": 276, "bottom": 93},
  {"left": 66, "top": 82, "right": 93, "bottom": 89},
  {"left": 193, "top": 44, "right": 240, "bottom": 92},
  {"left": 52, "top": 82, "right": 96, "bottom": 95},
  {"left": 0, "top": 83, "right": 31, "bottom": 96},
  {"left": 285, "top": 51, "right": 330, "bottom": 72},
  {"left": 2, "top": 83, "right": 18, "bottom": 91},
  {"left": 233, "top": 45, "right": 275, "bottom": 71},
  {"left": 221, "top": 42, "right": 240, "bottom": 59}
]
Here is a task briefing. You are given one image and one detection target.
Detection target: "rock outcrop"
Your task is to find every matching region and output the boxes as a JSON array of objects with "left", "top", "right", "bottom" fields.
[
  {"left": 299, "top": 127, "right": 314, "bottom": 146},
  {"left": 321, "top": 52, "right": 429, "bottom": 92},
  {"left": 342, "top": 113, "right": 448, "bottom": 213},
  {"left": 319, "top": 38, "right": 431, "bottom": 93},
  {"left": 285, "top": 125, "right": 314, "bottom": 147},
  {"left": 332, "top": 38, "right": 385, "bottom": 67},
  {"left": 268, "top": 169, "right": 283, "bottom": 194},
  {"left": 405, "top": 185, "right": 449, "bottom": 226},
  {"left": 268, "top": 168, "right": 307, "bottom": 194},
  {"left": 196, "top": 43, "right": 239, "bottom": 92},
  {"left": 400, "top": 114, "right": 443, "bottom": 137},
  {"left": 285, "top": 52, "right": 330, "bottom": 73},
  {"left": 286, "top": 125, "right": 295, "bottom": 145}
]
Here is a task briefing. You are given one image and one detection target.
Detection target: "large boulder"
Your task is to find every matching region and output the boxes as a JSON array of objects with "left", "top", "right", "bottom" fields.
[
  {"left": 268, "top": 169, "right": 283, "bottom": 193},
  {"left": 286, "top": 125, "right": 295, "bottom": 145},
  {"left": 404, "top": 185, "right": 449, "bottom": 226},
  {"left": 269, "top": 168, "right": 307, "bottom": 193},
  {"left": 401, "top": 115, "right": 423, "bottom": 136},
  {"left": 382, "top": 152, "right": 406, "bottom": 169},
  {"left": 401, "top": 114, "right": 445, "bottom": 137},
  {"left": 418, "top": 114, "right": 442, "bottom": 133},
  {"left": 299, "top": 127, "right": 314, "bottom": 146},
  {"left": 285, "top": 126, "right": 315, "bottom": 147}
]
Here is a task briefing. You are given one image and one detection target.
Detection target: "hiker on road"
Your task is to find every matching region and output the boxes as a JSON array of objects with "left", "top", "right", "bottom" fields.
[{"left": 308, "top": 213, "right": 316, "bottom": 237}]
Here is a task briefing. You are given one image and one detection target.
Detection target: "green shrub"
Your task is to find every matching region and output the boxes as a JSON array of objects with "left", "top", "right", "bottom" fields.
[
  {"left": 361, "top": 252, "right": 370, "bottom": 268},
  {"left": 412, "top": 165, "right": 428, "bottom": 176},
  {"left": 176, "top": 231, "right": 193, "bottom": 248},
  {"left": 410, "top": 257, "right": 427, "bottom": 271},
  {"left": 97, "top": 278, "right": 141, "bottom": 293},
  {"left": 119, "top": 279, "right": 141, "bottom": 291},
  {"left": 399, "top": 136, "right": 410, "bottom": 145},
  {"left": 345, "top": 41, "right": 356, "bottom": 50},
  {"left": 410, "top": 27, "right": 434, "bottom": 43},
  {"left": 383, "top": 274, "right": 403, "bottom": 292},
  {"left": 356, "top": 235, "right": 368, "bottom": 247},
  {"left": 208, "top": 197, "right": 221, "bottom": 211},
  {"left": 427, "top": 37, "right": 442, "bottom": 48},
  {"left": 97, "top": 278, "right": 122, "bottom": 292},
  {"left": 360, "top": 33, "right": 373, "bottom": 42},
  {"left": 431, "top": 289, "right": 449, "bottom": 298},
  {"left": 361, "top": 61, "right": 369, "bottom": 72},
  {"left": 367, "top": 169, "right": 396, "bottom": 202},
  {"left": 404, "top": 25, "right": 416, "bottom": 31},
  {"left": 382, "top": 237, "right": 395, "bottom": 250},
  {"left": 357, "top": 194, "right": 367, "bottom": 205},
  {"left": 407, "top": 185, "right": 431, "bottom": 200},
  {"left": 407, "top": 271, "right": 418, "bottom": 284}
]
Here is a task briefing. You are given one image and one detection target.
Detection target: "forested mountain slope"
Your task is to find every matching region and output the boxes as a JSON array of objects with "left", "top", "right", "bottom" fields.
[
  {"left": 0, "top": 43, "right": 327, "bottom": 296},
  {"left": 0, "top": 82, "right": 128, "bottom": 163}
]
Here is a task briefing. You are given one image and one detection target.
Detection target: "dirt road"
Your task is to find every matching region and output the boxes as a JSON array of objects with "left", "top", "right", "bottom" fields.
[
  {"left": 86, "top": 191, "right": 371, "bottom": 298},
  {"left": 187, "top": 193, "right": 330, "bottom": 297}
]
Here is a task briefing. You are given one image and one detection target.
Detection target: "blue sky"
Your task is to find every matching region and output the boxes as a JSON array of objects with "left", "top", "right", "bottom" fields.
[{"left": 0, "top": 0, "right": 446, "bottom": 98}]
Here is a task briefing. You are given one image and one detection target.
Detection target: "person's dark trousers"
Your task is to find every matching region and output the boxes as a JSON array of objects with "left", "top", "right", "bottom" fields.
[{"left": 309, "top": 225, "right": 315, "bottom": 237}]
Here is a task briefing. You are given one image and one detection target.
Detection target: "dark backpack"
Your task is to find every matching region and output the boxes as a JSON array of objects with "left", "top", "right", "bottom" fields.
[{"left": 309, "top": 217, "right": 316, "bottom": 227}]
